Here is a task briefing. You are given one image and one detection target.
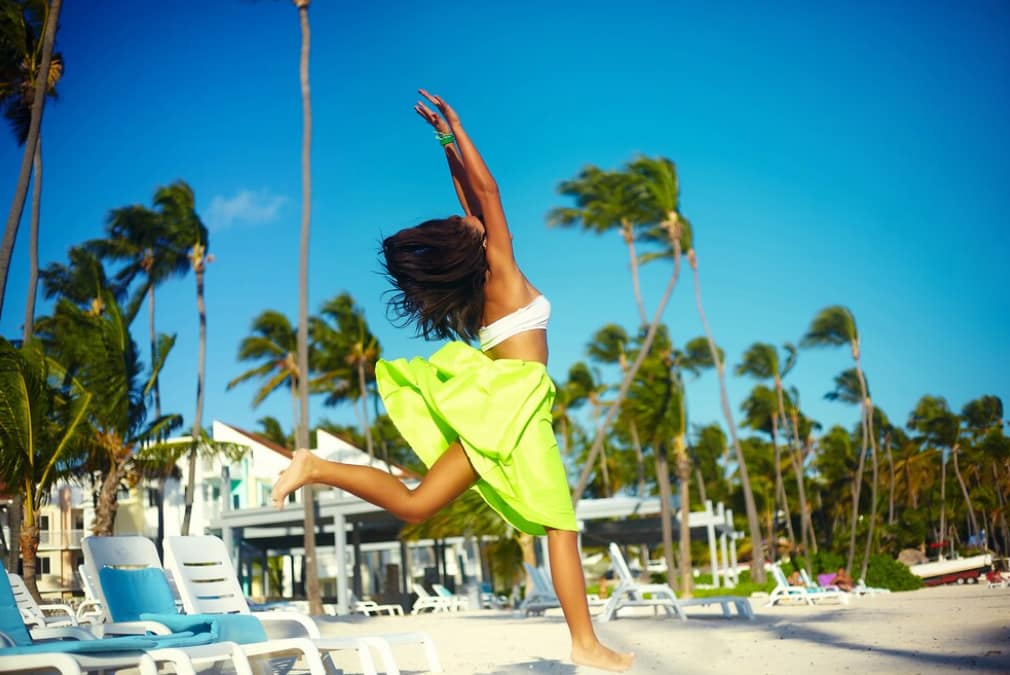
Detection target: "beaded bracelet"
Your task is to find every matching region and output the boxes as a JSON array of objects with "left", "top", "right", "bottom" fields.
[{"left": 435, "top": 131, "right": 455, "bottom": 146}]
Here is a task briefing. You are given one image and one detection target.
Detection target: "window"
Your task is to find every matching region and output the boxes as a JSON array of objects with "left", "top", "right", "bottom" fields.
[
  {"left": 39, "top": 515, "right": 50, "bottom": 531},
  {"left": 148, "top": 488, "right": 159, "bottom": 508},
  {"left": 38, "top": 556, "right": 50, "bottom": 575},
  {"left": 232, "top": 494, "right": 240, "bottom": 509},
  {"left": 73, "top": 513, "right": 84, "bottom": 530}
]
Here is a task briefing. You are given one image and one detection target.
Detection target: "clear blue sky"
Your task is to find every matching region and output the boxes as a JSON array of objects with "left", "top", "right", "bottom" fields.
[{"left": 1, "top": 0, "right": 1007, "bottom": 450}]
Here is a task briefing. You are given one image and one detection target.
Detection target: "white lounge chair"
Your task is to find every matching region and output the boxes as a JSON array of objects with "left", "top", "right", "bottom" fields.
[
  {"left": 600, "top": 543, "right": 754, "bottom": 623},
  {"left": 410, "top": 584, "right": 454, "bottom": 614},
  {"left": 84, "top": 535, "right": 348, "bottom": 675},
  {"left": 854, "top": 577, "right": 891, "bottom": 595},
  {"left": 518, "top": 563, "right": 561, "bottom": 616},
  {"left": 431, "top": 584, "right": 469, "bottom": 612},
  {"left": 74, "top": 565, "right": 104, "bottom": 624},
  {"left": 8, "top": 573, "right": 83, "bottom": 628},
  {"left": 767, "top": 565, "right": 849, "bottom": 607},
  {"left": 350, "top": 593, "right": 405, "bottom": 616},
  {"left": 166, "top": 534, "right": 443, "bottom": 674}
]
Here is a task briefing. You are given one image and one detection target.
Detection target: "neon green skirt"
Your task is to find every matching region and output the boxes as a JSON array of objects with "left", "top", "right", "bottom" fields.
[{"left": 374, "top": 341, "right": 577, "bottom": 535}]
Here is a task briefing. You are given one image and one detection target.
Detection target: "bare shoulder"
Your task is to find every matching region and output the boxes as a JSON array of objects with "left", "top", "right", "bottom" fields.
[{"left": 483, "top": 254, "right": 541, "bottom": 324}]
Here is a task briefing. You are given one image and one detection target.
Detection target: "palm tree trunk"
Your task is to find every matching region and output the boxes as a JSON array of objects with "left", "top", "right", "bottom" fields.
[
  {"left": 6, "top": 494, "right": 23, "bottom": 574},
  {"left": 675, "top": 435, "right": 692, "bottom": 597},
  {"left": 621, "top": 220, "right": 648, "bottom": 327},
  {"left": 847, "top": 406, "right": 868, "bottom": 573},
  {"left": 688, "top": 252, "right": 765, "bottom": 582},
  {"left": 572, "top": 245, "right": 682, "bottom": 502},
  {"left": 357, "top": 359, "right": 374, "bottom": 461},
  {"left": 94, "top": 460, "right": 126, "bottom": 536},
  {"left": 0, "top": 0, "right": 61, "bottom": 319},
  {"left": 859, "top": 420, "right": 880, "bottom": 581},
  {"left": 994, "top": 462, "right": 1010, "bottom": 557},
  {"left": 654, "top": 442, "right": 676, "bottom": 592},
  {"left": 951, "top": 445, "right": 979, "bottom": 544},
  {"left": 770, "top": 416, "right": 795, "bottom": 553},
  {"left": 149, "top": 284, "right": 161, "bottom": 420},
  {"left": 22, "top": 137, "right": 42, "bottom": 342},
  {"left": 18, "top": 509, "right": 41, "bottom": 602},
  {"left": 181, "top": 267, "right": 207, "bottom": 536},
  {"left": 785, "top": 405, "right": 815, "bottom": 558},
  {"left": 294, "top": 0, "right": 321, "bottom": 617},
  {"left": 938, "top": 449, "right": 947, "bottom": 555},
  {"left": 887, "top": 433, "right": 896, "bottom": 525}
]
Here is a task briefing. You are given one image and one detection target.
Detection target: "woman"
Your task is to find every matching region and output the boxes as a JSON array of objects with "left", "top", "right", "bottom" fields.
[{"left": 272, "top": 90, "right": 633, "bottom": 672}]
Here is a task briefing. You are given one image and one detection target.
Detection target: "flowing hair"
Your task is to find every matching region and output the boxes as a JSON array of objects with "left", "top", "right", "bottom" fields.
[{"left": 381, "top": 217, "right": 487, "bottom": 341}]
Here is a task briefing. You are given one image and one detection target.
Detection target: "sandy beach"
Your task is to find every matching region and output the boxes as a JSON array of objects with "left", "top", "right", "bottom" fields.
[{"left": 294, "top": 584, "right": 1010, "bottom": 675}]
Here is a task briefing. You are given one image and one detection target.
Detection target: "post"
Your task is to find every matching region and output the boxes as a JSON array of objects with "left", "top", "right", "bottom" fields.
[
  {"left": 705, "top": 500, "right": 719, "bottom": 589},
  {"left": 717, "top": 502, "right": 730, "bottom": 588},
  {"left": 332, "top": 512, "right": 348, "bottom": 615},
  {"left": 352, "top": 521, "right": 363, "bottom": 599}
]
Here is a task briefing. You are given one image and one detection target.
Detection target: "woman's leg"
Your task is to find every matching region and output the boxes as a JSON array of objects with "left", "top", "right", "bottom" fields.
[
  {"left": 546, "top": 528, "right": 634, "bottom": 672},
  {"left": 271, "top": 443, "right": 478, "bottom": 523}
]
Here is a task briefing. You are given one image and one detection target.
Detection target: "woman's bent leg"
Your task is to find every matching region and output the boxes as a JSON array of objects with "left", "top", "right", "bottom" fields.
[
  {"left": 271, "top": 444, "right": 478, "bottom": 523},
  {"left": 546, "top": 528, "right": 634, "bottom": 672}
]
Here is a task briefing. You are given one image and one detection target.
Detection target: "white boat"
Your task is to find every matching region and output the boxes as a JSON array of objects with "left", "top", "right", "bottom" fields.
[{"left": 908, "top": 553, "right": 992, "bottom": 586}]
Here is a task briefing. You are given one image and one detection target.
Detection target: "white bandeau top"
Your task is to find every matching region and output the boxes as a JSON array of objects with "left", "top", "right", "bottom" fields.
[{"left": 478, "top": 294, "right": 551, "bottom": 352}]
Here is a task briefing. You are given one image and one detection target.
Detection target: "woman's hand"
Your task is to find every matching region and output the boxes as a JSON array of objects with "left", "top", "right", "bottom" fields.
[
  {"left": 414, "top": 99, "right": 449, "bottom": 134},
  {"left": 418, "top": 89, "right": 461, "bottom": 126}
]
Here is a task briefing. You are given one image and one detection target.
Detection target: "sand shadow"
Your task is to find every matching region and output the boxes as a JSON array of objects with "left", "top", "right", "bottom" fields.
[{"left": 477, "top": 657, "right": 577, "bottom": 674}]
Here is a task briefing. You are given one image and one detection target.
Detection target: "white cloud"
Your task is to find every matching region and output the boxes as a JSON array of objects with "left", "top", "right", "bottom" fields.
[{"left": 206, "top": 189, "right": 287, "bottom": 231}]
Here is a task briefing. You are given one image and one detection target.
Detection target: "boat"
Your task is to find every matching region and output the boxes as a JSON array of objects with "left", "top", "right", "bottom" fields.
[{"left": 907, "top": 553, "right": 992, "bottom": 586}]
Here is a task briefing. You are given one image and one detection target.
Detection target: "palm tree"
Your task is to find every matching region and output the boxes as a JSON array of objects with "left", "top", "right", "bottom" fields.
[
  {"left": 0, "top": 337, "right": 89, "bottom": 598},
  {"left": 0, "top": 0, "right": 60, "bottom": 320},
  {"left": 287, "top": 0, "right": 321, "bottom": 617},
  {"left": 0, "top": 0, "right": 63, "bottom": 337},
  {"left": 550, "top": 168, "right": 651, "bottom": 325},
  {"left": 736, "top": 342, "right": 813, "bottom": 564},
  {"left": 824, "top": 367, "right": 874, "bottom": 575},
  {"left": 908, "top": 395, "right": 977, "bottom": 552},
  {"left": 632, "top": 155, "right": 766, "bottom": 581},
  {"left": 740, "top": 384, "right": 795, "bottom": 559},
  {"left": 802, "top": 306, "right": 878, "bottom": 576},
  {"left": 228, "top": 309, "right": 303, "bottom": 435},
  {"left": 36, "top": 288, "right": 180, "bottom": 536},
  {"left": 311, "top": 293, "right": 381, "bottom": 461},
  {"left": 555, "top": 162, "right": 686, "bottom": 515}
]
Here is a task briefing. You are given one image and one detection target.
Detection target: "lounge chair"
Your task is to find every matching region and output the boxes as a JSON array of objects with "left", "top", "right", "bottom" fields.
[
  {"left": 85, "top": 535, "right": 363, "bottom": 675},
  {"left": 165, "top": 534, "right": 443, "bottom": 674},
  {"left": 854, "top": 577, "right": 891, "bottom": 595},
  {"left": 350, "top": 593, "right": 405, "bottom": 616},
  {"left": 0, "top": 561, "right": 220, "bottom": 675},
  {"left": 431, "top": 584, "right": 469, "bottom": 612},
  {"left": 767, "top": 565, "right": 849, "bottom": 607},
  {"left": 410, "top": 584, "right": 454, "bottom": 614},
  {"left": 599, "top": 543, "right": 754, "bottom": 623},
  {"left": 74, "top": 566, "right": 104, "bottom": 624},
  {"left": 7, "top": 573, "right": 84, "bottom": 628},
  {"left": 518, "top": 563, "right": 561, "bottom": 616}
]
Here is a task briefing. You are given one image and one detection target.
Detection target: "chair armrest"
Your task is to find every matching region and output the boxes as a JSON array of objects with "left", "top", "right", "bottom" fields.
[
  {"left": 38, "top": 603, "right": 78, "bottom": 622},
  {"left": 252, "top": 610, "right": 321, "bottom": 639},
  {"left": 101, "top": 620, "right": 174, "bottom": 636},
  {"left": 29, "top": 625, "right": 97, "bottom": 641}
]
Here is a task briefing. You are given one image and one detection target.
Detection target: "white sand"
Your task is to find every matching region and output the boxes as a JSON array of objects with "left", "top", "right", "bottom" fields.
[{"left": 289, "top": 584, "right": 1010, "bottom": 674}]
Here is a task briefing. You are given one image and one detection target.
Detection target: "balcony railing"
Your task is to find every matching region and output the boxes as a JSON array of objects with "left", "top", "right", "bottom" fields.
[{"left": 36, "top": 529, "right": 85, "bottom": 550}]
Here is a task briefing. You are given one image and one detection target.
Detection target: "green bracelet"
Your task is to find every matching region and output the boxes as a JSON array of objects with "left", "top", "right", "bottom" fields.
[{"left": 436, "top": 131, "right": 455, "bottom": 146}]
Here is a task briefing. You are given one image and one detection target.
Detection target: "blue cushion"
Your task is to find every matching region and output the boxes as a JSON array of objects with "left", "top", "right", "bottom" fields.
[
  {"left": 140, "top": 612, "right": 268, "bottom": 645},
  {"left": 99, "top": 567, "right": 178, "bottom": 622},
  {"left": 0, "top": 563, "right": 33, "bottom": 647},
  {"left": 0, "top": 632, "right": 165, "bottom": 655}
]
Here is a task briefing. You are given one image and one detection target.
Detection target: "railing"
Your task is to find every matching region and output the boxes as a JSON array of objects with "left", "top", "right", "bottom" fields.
[{"left": 36, "top": 529, "right": 86, "bottom": 550}]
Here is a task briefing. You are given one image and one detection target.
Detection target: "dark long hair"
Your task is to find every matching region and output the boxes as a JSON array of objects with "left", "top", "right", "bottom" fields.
[{"left": 381, "top": 217, "right": 487, "bottom": 341}]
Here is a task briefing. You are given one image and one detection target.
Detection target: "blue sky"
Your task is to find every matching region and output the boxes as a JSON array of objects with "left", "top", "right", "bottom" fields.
[{"left": 1, "top": 0, "right": 1007, "bottom": 453}]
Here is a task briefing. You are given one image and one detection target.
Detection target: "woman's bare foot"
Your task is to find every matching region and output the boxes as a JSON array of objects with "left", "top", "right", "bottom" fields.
[
  {"left": 270, "top": 449, "right": 316, "bottom": 508},
  {"left": 571, "top": 642, "right": 634, "bottom": 672}
]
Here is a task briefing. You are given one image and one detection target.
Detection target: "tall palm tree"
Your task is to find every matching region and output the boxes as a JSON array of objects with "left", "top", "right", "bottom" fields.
[
  {"left": 288, "top": 0, "right": 321, "bottom": 616},
  {"left": 632, "top": 155, "right": 766, "bottom": 581},
  {"left": 802, "top": 306, "right": 877, "bottom": 576},
  {"left": 311, "top": 293, "right": 381, "bottom": 461},
  {"left": 0, "top": 0, "right": 63, "bottom": 338},
  {"left": 736, "top": 342, "right": 813, "bottom": 564},
  {"left": 549, "top": 162, "right": 685, "bottom": 507},
  {"left": 0, "top": 0, "right": 60, "bottom": 319},
  {"left": 908, "top": 395, "right": 977, "bottom": 551},
  {"left": 739, "top": 384, "right": 795, "bottom": 559},
  {"left": 0, "top": 337, "right": 89, "bottom": 598},
  {"left": 138, "top": 182, "right": 211, "bottom": 538},
  {"left": 824, "top": 368, "right": 874, "bottom": 575}
]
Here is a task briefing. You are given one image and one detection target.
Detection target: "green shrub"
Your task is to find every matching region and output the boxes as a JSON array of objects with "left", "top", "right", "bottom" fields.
[{"left": 861, "top": 554, "right": 924, "bottom": 591}]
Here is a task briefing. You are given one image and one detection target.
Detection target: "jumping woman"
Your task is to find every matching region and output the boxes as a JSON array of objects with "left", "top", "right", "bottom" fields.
[{"left": 271, "top": 89, "right": 634, "bottom": 672}]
